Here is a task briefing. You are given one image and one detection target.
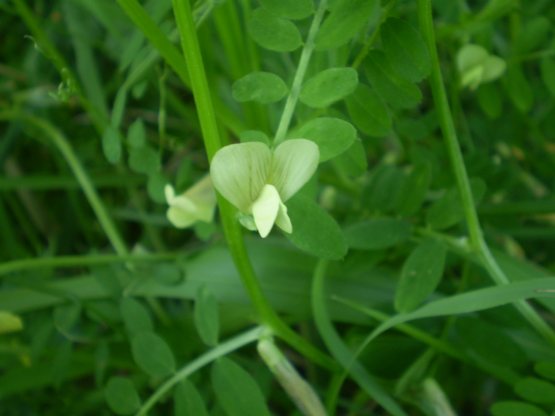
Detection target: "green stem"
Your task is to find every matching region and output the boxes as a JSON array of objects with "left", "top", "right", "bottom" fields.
[
  {"left": 171, "top": 0, "right": 335, "bottom": 370},
  {"left": 0, "top": 253, "right": 176, "bottom": 277},
  {"left": 273, "top": 0, "right": 328, "bottom": 145},
  {"left": 418, "top": 0, "right": 555, "bottom": 346},
  {"left": 0, "top": 112, "right": 128, "bottom": 256},
  {"left": 136, "top": 325, "right": 265, "bottom": 416}
]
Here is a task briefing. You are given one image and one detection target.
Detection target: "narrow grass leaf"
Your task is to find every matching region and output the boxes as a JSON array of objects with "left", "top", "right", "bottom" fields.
[
  {"left": 361, "top": 277, "right": 555, "bottom": 349},
  {"left": 300, "top": 67, "right": 358, "bottom": 108},
  {"left": 211, "top": 357, "right": 271, "bottom": 416},
  {"left": 311, "top": 262, "right": 407, "bottom": 416}
]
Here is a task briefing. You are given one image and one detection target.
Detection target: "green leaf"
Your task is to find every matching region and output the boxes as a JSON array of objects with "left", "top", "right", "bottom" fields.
[
  {"left": 300, "top": 67, "right": 358, "bottom": 108},
  {"left": 333, "top": 140, "right": 367, "bottom": 177},
  {"left": 258, "top": 0, "right": 314, "bottom": 20},
  {"left": 380, "top": 18, "right": 431, "bottom": 82},
  {"left": 344, "top": 218, "right": 411, "bottom": 251},
  {"left": 120, "top": 297, "right": 153, "bottom": 335},
  {"left": 345, "top": 83, "right": 391, "bottom": 137},
  {"left": 232, "top": 72, "right": 288, "bottom": 104},
  {"left": 350, "top": 277, "right": 555, "bottom": 357},
  {"left": 131, "top": 331, "right": 176, "bottom": 378},
  {"left": 505, "top": 65, "right": 533, "bottom": 113},
  {"left": 294, "top": 117, "right": 357, "bottom": 162},
  {"left": 248, "top": 8, "right": 302, "bottom": 52},
  {"left": 426, "top": 178, "right": 486, "bottom": 230},
  {"left": 514, "top": 377, "right": 555, "bottom": 403},
  {"left": 540, "top": 56, "right": 555, "bottom": 97},
  {"left": 364, "top": 51, "right": 422, "bottom": 109},
  {"left": 515, "top": 17, "right": 551, "bottom": 53},
  {"left": 147, "top": 171, "right": 168, "bottom": 203},
  {"left": 127, "top": 119, "right": 146, "bottom": 148},
  {"left": 211, "top": 358, "right": 271, "bottom": 416},
  {"left": 396, "top": 163, "right": 431, "bottom": 216},
  {"left": 102, "top": 125, "right": 122, "bottom": 164},
  {"left": 129, "top": 145, "right": 160, "bottom": 175},
  {"left": 311, "top": 263, "right": 407, "bottom": 416},
  {"left": 477, "top": 83, "right": 503, "bottom": 119},
  {"left": 363, "top": 165, "right": 405, "bottom": 212},
  {"left": 53, "top": 303, "right": 81, "bottom": 335},
  {"left": 287, "top": 194, "right": 348, "bottom": 260},
  {"left": 395, "top": 239, "right": 446, "bottom": 313},
  {"left": 535, "top": 362, "right": 555, "bottom": 381},
  {"left": 316, "top": 0, "right": 378, "bottom": 50},
  {"left": 194, "top": 285, "right": 219, "bottom": 346},
  {"left": 474, "top": 0, "right": 518, "bottom": 23},
  {"left": 175, "top": 379, "right": 209, "bottom": 416},
  {"left": 104, "top": 377, "right": 141, "bottom": 415},
  {"left": 491, "top": 401, "right": 548, "bottom": 416},
  {"left": 454, "top": 318, "right": 527, "bottom": 368}
]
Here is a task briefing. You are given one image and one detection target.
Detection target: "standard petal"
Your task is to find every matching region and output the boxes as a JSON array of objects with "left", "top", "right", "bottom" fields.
[
  {"left": 270, "top": 139, "right": 319, "bottom": 201},
  {"left": 210, "top": 142, "right": 271, "bottom": 212},
  {"left": 251, "top": 184, "right": 281, "bottom": 238}
]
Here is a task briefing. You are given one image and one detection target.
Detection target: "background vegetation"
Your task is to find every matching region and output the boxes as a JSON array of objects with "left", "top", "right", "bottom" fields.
[{"left": 1, "top": 0, "right": 555, "bottom": 415}]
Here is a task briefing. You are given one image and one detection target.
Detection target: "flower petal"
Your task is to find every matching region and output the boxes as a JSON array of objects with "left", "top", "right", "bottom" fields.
[
  {"left": 210, "top": 142, "right": 271, "bottom": 212},
  {"left": 167, "top": 206, "right": 197, "bottom": 228},
  {"left": 165, "top": 184, "right": 176, "bottom": 203},
  {"left": 251, "top": 184, "right": 281, "bottom": 238},
  {"left": 270, "top": 139, "right": 319, "bottom": 201},
  {"left": 275, "top": 200, "right": 292, "bottom": 234},
  {"left": 183, "top": 175, "right": 216, "bottom": 222}
]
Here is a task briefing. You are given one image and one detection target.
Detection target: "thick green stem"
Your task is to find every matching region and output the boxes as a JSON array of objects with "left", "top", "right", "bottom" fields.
[
  {"left": 171, "top": 0, "right": 335, "bottom": 369},
  {"left": 136, "top": 325, "right": 265, "bottom": 416},
  {"left": 273, "top": 0, "right": 328, "bottom": 145},
  {"left": 417, "top": 0, "right": 555, "bottom": 346}
]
